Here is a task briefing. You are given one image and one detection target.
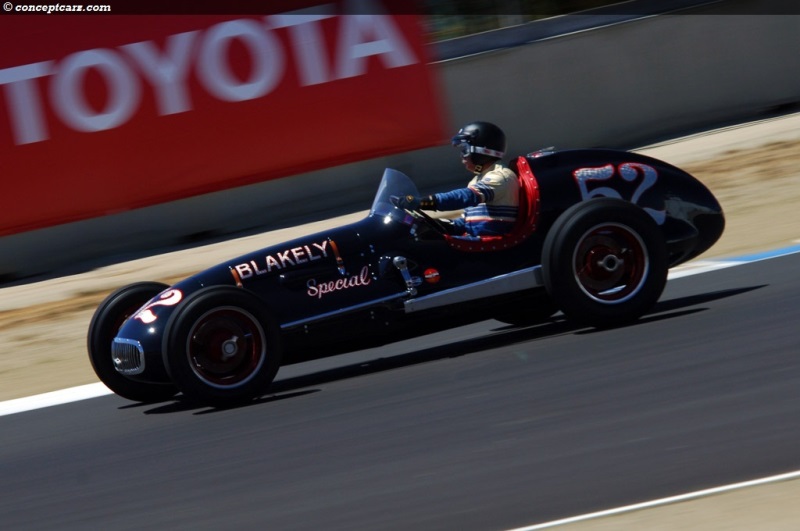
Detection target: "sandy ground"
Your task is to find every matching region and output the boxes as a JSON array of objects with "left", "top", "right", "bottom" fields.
[
  {"left": 1, "top": 113, "right": 800, "bottom": 529},
  {"left": 537, "top": 475, "right": 800, "bottom": 530},
  {"left": 4, "top": 114, "right": 800, "bottom": 402}
]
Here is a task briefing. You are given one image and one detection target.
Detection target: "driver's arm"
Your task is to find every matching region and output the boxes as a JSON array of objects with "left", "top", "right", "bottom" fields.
[
  {"left": 395, "top": 175, "right": 494, "bottom": 211},
  {"left": 394, "top": 194, "right": 435, "bottom": 210},
  {"left": 433, "top": 175, "right": 499, "bottom": 210},
  {"left": 394, "top": 184, "right": 485, "bottom": 211}
]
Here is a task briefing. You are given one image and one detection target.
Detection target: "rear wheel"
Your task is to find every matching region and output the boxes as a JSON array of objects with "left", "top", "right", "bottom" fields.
[
  {"left": 542, "top": 198, "right": 668, "bottom": 327},
  {"left": 163, "top": 287, "right": 282, "bottom": 407},
  {"left": 87, "top": 282, "right": 178, "bottom": 402}
]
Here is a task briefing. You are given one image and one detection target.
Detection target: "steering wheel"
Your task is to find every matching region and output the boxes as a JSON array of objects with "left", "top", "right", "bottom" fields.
[
  {"left": 411, "top": 208, "right": 452, "bottom": 235},
  {"left": 389, "top": 196, "right": 452, "bottom": 235}
]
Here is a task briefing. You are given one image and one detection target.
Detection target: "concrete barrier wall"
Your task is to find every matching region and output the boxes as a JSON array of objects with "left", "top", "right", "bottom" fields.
[
  {"left": 446, "top": 9, "right": 800, "bottom": 158},
  {"left": 3, "top": 1, "right": 798, "bottom": 279}
]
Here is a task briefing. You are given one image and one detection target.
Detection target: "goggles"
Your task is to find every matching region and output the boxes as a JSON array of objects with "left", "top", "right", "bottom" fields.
[
  {"left": 455, "top": 141, "right": 472, "bottom": 158},
  {"left": 452, "top": 140, "right": 504, "bottom": 159}
]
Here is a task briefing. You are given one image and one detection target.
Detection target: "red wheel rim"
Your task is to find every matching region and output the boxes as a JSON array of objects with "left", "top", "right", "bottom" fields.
[
  {"left": 186, "top": 307, "right": 266, "bottom": 388},
  {"left": 572, "top": 223, "right": 649, "bottom": 304}
]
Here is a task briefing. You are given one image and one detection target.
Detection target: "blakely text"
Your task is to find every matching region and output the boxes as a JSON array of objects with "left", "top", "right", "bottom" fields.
[{"left": 234, "top": 241, "right": 329, "bottom": 279}]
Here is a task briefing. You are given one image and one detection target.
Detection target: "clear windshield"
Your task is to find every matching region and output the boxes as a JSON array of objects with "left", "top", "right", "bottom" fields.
[{"left": 369, "top": 168, "right": 420, "bottom": 224}]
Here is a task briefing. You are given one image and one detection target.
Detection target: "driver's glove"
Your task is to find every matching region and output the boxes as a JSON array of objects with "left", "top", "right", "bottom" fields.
[{"left": 394, "top": 194, "right": 436, "bottom": 210}]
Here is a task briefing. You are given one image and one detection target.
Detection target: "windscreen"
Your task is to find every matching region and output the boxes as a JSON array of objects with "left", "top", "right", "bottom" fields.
[{"left": 369, "top": 168, "right": 420, "bottom": 225}]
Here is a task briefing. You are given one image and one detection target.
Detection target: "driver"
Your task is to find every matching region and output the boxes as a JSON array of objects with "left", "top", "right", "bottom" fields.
[{"left": 396, "top": 121, "right": 519, "bottom": 239}]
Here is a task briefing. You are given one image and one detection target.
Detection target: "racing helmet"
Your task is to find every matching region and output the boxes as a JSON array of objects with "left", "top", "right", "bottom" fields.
[{"left": 451, "top": 121, "right": 506, "bottom": 171}]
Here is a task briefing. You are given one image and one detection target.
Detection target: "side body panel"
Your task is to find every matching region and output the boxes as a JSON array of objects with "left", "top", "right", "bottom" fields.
[
  {"left": 113, "top": 149, "right": 724, "bottom": 381},
  {"left": 526, "top": 149, "right": 724, "bottom": 265}
]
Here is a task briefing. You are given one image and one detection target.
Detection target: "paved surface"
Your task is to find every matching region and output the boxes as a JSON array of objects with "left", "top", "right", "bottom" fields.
[
  {"left": 2, "top": 112, "right": 800, "bottom": 530},
  {"left": 2, "top": 255, "right": 800, "bottom": 530}
]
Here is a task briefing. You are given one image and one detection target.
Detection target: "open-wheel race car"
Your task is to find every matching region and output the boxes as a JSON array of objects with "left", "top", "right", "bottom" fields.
[{"left": 88, "top": 148, "right": 724, "bottom": 407}]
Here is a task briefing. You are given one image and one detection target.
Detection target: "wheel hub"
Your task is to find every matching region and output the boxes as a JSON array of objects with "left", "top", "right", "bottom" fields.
[
  {"left": 186, "top": 308, "right": 266, "bottom": 388},
  {"left": 598, "top": 253, "right": 623, "bottom": 272},
  {"left": 221, "top": 336, "right": 239, "bottom": 359},
  {"left": 574, "top": 224, "right": 648, "bottom": 303}
]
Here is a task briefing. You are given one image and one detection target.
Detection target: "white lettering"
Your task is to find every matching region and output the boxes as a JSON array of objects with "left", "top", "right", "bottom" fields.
[
  {"left": 291, "top": 247, "right": 308, "bottom": 264},
  {"left": 0, "top": 62, "right": 54, "bottom": 144},
  {"left": 276, "top": 249, "right": 296, "bottom": 268},
  {"left": 51, "top": 49, "right": 141, "bottom": 132},
  {"left": 1, "top": 3, "right": 419, "bottom": 145},
  {"left": 235, "top": 263, "right": 254, "bottom": 279},
  {"left": 575, "top": 162, "right": 667, "bottom": 224},
  {"left": 122, "top": 31, "right": 199, "bottom": 115},
  {"left": 233, "top": 239, "right": 332, "bottom": 278},
  {"left": 270, "top": 11, "right": 335, "bottom": 86},
  {"left": 266, "top": 255, "right": 281, "bottom": 272},
  {"left": 336, "top": 2, "right": 416, "bottom": 79},
  {"left": 306, "top": 265, "right": 372, "bottom": 299},
  {"left": 312, "top": 241, "right": 329, "bottom": 257},
  {"left": 304, "top": 244, "right": 321, "bottom": 261},
  {"left": 250, "top": 260, "right": 267, "bottom": 275},
  {"left": 134, "top": 289, "right": 183, "bottom": 323},
  {"left": 197, "top": 19, "right": 284, "bottom": 102},
  {"left": 574, "top": 164, "right": 617, "bottom": 201}
]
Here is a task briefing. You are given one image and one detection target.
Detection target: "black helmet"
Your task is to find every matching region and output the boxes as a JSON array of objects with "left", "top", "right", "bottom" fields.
[{"left": 451, "top": 121, "right": 506, "bottom": 169}]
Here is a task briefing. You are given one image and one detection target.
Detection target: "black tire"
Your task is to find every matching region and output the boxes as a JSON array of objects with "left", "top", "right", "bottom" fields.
[
  {"left": 162, "top": 287, "right": 282, "bottom": 407},
  {"left": 88, "top": 282, "right": 179, "bottom": 403},
  {"left": 542, "top": 198, "right": 668, "bottom": 327},
  {"left": 494, "top": 292, "right": 559, "bottom": 326}
]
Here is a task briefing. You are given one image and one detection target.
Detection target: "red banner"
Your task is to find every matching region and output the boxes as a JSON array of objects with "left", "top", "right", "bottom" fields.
[{"left": 0, "top": 4, "right": 447, "bottom": 236}]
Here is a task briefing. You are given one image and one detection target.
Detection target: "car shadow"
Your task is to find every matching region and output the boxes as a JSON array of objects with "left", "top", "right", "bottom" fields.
[
  {"left": 136, "top": 284, "right": 765, "bottom": 414},
  {"left": 269, "top": 285, "right": 767, "bottom": 392},
  {"left": 574, "top": 285, "right": 767, "bottom": 334},
  {"left": 652, "top": 285, "right": 766, "bottom": 314},
  {"left": 140, "top": 389, "right": 321, "bottom": 415}
]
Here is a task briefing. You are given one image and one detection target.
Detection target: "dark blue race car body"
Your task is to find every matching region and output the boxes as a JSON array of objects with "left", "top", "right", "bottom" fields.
[{"left": 89, "top": 148, "right": 724, "bottom": 406}]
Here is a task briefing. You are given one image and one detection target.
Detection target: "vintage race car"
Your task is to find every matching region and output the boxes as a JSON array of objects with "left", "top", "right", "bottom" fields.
[{"left": 88, "top": 148, "right": 724, "bottom": 407}]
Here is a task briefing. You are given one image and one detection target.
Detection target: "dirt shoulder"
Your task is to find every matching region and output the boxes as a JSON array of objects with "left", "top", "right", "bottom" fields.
[{"left": 2, "top": 114, "right": 800, "bottom": 402}]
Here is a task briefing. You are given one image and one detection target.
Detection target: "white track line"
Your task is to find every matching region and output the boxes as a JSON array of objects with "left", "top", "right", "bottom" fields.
[
  {"left": 2, "top": 246, "right": 796, "bottom": 417},
  {"left": 505, "top": 470, "right": 800, "bottom": 530},
  {"left": 0, "top": 257, "right": 758, "bottom": 418},
  {"left": 667, "top": 260, "right": 739, "bottom": 279},
  {"left": 2, "top": 251, "right": 799, "bottom": 531},
  {"left": 0, "top": 383, "right": 111, "bottom": 417}
]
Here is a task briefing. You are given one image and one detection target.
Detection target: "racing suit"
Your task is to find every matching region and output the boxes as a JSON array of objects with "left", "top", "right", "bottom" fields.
[{"left": 433, "top": 163, "right": 519, "bottom": 238}]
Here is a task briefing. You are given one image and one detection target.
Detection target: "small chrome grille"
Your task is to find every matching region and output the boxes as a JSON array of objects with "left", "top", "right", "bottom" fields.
[{"left": 112, "top": 338, "right": 145, "bottom": 375}]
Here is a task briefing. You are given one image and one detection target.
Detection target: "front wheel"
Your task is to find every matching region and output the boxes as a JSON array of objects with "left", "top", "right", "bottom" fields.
[
  {"left": 162, "top": 287, "right": 282, "bottom": 407},
  {"left": 542, "top": 198, "right": 668, "bottom": 327},
  {"left": 88, "top": 282, "right": 179, "bottom": 402}
]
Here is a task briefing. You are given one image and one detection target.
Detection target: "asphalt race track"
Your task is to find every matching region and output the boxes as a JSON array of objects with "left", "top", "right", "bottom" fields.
[{"left": 1, "top": 251, "right": 799, "bottom": 530}]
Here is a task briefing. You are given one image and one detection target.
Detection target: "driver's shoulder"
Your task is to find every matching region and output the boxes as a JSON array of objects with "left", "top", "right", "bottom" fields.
[{"left": 481, "top": 164, "right": 517, "bottom": 185}]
